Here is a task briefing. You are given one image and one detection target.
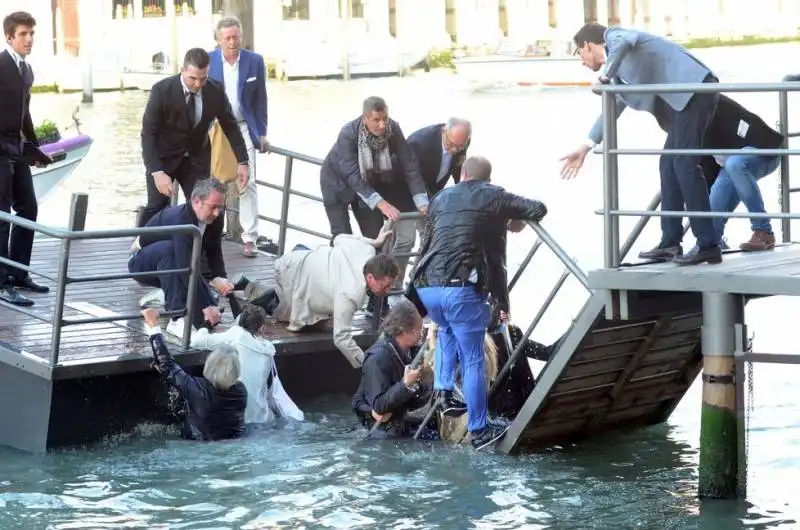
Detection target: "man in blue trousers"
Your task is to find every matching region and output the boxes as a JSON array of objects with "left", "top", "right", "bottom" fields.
[{"left": 407, "top": 156, "right": 548, "bottom": 450}]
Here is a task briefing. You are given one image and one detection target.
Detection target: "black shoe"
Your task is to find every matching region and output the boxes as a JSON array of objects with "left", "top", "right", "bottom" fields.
[
  {"left": 231, "top": 273, "right": 250, "bottom": 292},
  {"left": 672, "top": 245, "right": 722, "bottom": 266},
  {"left": 638, "top": 244, "right": 683, "bottom": 262},
  {"left": 0, "top": 285, "right": 33, "bottom": 307},
  {"left": 470, "top": 417, "right": 512, "bottom": 450},
  {"left": 11, "top": 276, "right": 49, "bottom": 294},
  {"left": 251, "top": 288, "right": 280, "bottom": 315},
  {"left": 256, "top": 238, "right": 279, "bottom": 255},
  {"left": 437, "top": 390, "right": 467, "bottom": 417}
]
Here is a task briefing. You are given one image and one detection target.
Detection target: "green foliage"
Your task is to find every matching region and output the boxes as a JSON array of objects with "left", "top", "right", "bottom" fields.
[{"left": 426, "top": 48, "right": 454, "bottom": 70}]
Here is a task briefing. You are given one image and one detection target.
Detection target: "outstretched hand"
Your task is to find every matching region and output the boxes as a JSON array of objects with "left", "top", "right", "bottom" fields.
[
  {"left": 559, "top": 145, "right": 591, "bottom": 180},
  {"left": 374, "top": 227, "right": 394, "bottom": 247}
]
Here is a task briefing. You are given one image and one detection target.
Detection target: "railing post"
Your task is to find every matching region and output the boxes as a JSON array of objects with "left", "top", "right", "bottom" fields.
[
  {"left": 601, "top": 90, "right": 621, "bottom": 268},
  {"left": 182, "top": 229, "right": 203, "bottom": 350},
  {"left": 50, "top": 194, "right": 84, "bottom": 366},
  {"left": 277, "top": 156, "right": 294, "bottom": 256},
  {"left": 778, "top": 90, "right": 791, "bottom": 242}
]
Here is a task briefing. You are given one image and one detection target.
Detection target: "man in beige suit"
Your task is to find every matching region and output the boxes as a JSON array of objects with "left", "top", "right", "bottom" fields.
[{"left": 237, "top": 229, "right": 399, "bottom": 368}]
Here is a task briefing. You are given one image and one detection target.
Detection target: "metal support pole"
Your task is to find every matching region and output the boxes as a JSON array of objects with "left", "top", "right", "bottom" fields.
[
  {"left": 182, "top": 230, "right": 203, "bottom": 350},
  {"left": 778, "top": 91, "right": 791, "bottom": 242},
  {"left": 698, "top": 292, "right": 745, "bottom": 499},
  {"left": 277, "top": 156, "right": 294, "bottom": 256},
  {"left": 50, "top": 194, "right": 84, "bottom": 366},
  {"left": 601, "top": 91, "right": 620, "bottom": 268}
]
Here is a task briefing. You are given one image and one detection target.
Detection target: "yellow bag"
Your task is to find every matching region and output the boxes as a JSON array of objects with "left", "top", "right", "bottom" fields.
[{"left": 209, "top": 120, "right": 239, "bottom": 183}]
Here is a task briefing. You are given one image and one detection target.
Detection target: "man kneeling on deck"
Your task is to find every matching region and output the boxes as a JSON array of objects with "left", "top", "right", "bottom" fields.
[
  {"left": 235, "top": 229, "right": 399, "bottom": 368},
  {"left": 130, "top": 178, "right": 234, "bottom": 338},
  {"left": 142, "top": 308, "right": 247, "bottom": 441},
  {"left": 352, "top": 299, "right": 436, "bottom": 439}
]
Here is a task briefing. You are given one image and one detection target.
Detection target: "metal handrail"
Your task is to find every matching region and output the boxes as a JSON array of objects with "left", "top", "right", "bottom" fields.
[
  {"left": 0, "top": 207, "right": 203, "bottom": 365},
  {"left": 597, "top": 81, "right": 798, "bottom": 268}
]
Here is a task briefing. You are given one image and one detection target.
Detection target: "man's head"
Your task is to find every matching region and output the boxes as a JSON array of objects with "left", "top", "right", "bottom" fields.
[
  {"left": 215, "top": 16, "right": 242, "bottom": 59},
  {"left": 238, "top": 304, "right": 269, "bottom": 337},
  {"left": 181, "top": 48, "right": 210, "bottom": 92},
  {"left": 362, "top": 96, "right": 389, "bottom": 136},
  {"left": 442, "top": 117, "right": 471, "bottom": 155},
  {"left": 4, "top": 11, "right": 35, "bottom": 57},
  {"left": 203, "top": 343, "right": 241, "bottom": 391},
  {"left": 363, "top": 253, "right": 399, "bottom": 296},
  {"left": 380, "top": 299, "right": 423, "bottom": 350},
  {"left": 460, "top": 156, "right": 492, "bottom": 182},
  {"left": 190, "top": 178, "right": 227, "bottom": 224},
  {"left": 573, "top": 23, "right": 607, "bottom": 72}
]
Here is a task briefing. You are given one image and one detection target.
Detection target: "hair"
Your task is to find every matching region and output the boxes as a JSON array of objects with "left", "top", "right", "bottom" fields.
[
  {"left": 573, "top": 23, "right": 607, "bottom": 48},
  {"left": 3, "top": 11, "right": 36, "bottom": 38},
  {"left": 183, "top": 47, "right": 211, "bottom": 69},
  {"left": 215, "top": 15, "right": 241, "bottom": 38},
  {"left": 191, "top": 177, "right": 227, "bottom": 201},
  {"left": 238, "top": 304, "right": 268, "bottom": 335},
  {"left": 461, "top": 156, "right": 492, "bottom": 181},
  {"left": 445, "top": 117, "right": 471, "bottom": 136},
  {"left": 363, "top": 96, "right": 388, "bottom": 115},
  {"left": 203, "top": 344, "right": 241, "bottom": 390},
  {"left": 381, "top": 299, "right": 421, "bottom": 338},
  {"left": 363, "top": 253, "right": 399, "bottom": 280}
]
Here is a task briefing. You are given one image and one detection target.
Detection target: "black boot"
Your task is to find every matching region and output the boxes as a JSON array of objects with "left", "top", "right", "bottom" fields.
[
  {"left": 231, "top": 273, "right": 250, "bottom": 292},
  {"left": 437, "top": 390, "right": 467, "bottom": 417},
  {"left": 251, "top": 288, "right": 280, "bottom": 315}
]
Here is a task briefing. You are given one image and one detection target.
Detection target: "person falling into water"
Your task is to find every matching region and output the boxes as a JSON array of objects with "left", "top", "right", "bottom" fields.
[{"left": 560, "top": 23, "right": 723, "bottom": 266}]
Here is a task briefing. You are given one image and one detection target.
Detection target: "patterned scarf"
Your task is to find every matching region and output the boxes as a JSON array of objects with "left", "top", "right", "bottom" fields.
[{"left": 357, "top": 118, "right": 393, "bottom": 183}]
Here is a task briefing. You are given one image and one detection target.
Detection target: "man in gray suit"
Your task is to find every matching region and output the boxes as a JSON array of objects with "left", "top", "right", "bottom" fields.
[{"left": 560, "top": 23, "right": 721, "bottom": 266}]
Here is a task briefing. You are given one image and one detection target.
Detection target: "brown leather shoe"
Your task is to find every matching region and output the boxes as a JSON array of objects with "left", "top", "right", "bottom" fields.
[{"left": 739, "top": 230, "right": 775, "bottom": 252}]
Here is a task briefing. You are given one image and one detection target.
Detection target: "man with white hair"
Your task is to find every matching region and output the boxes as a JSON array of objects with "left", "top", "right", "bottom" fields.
[{"left": 208, "top": 15, "right": 268, "bottom": 257}]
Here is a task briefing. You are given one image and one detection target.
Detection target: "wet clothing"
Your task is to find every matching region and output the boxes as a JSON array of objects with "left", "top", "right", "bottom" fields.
[
  {"left": 147, "top": 330, "right": 246, "bottom": 441},
  {"left": 352, "top": 336, "right": 431, "bottom": 438}
]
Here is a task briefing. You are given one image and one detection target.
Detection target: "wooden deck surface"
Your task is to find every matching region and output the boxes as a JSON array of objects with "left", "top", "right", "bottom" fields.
[
  {"left": 0, "top": 237, "right": 372, "bottom": 368},
  {"left": 588, "top": 243, "right": 800, "bottom": 297}
]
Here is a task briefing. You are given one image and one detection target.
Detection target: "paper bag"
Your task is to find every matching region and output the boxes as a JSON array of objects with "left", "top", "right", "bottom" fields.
[{"left": 209, "top": 120, "right": 239, "bottom": 183}]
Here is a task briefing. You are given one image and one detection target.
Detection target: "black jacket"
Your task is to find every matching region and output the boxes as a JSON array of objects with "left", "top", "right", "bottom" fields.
[
  {"left": 149, "top": 333, "right": 247, "bottom": 441},
  {"left": 141, "top": 74, "right": 248, "bottom": 177},
  {"left": 138, "top": 203, "right": 225, "bottom": 308},
  {"left": 700, "top": 94, "right": 785, "bottom": 185},
  {"left": 0, "top": 50, "right": 36, "bottom": 156},
  {"left": 409, "top": 180, "right": 547, "bottom": 315},
  {"left": 382, "top": 123, "right": 468, "bottom": 212},
  {"left": 352, "top": 336, "right": 426, "bottom": 434},
  {"left": 319, "top": 117, "right": 426, "bottom": 208}
]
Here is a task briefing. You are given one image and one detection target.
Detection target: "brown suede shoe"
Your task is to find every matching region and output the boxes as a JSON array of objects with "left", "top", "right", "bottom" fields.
[{"left": 739, "top": 230, "right": 775, "bottom": 252}]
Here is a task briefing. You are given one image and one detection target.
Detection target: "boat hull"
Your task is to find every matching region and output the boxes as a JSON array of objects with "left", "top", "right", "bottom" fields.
[{"left": 33, "top": 136, "right": 93, "bottom": 202}]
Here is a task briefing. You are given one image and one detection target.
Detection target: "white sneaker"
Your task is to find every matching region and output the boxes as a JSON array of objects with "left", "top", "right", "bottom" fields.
[
  {"left": 166, "top": 317, "right": 196, "bottom": 339},
  {"left": 139, "top": 288, "right": 165, "bottom": 309}
]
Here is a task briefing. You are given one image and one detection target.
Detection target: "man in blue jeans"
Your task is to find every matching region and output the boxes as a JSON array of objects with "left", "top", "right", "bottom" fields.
[
  {"left": 703, "top": 95, "right": 785, "bottom": 252},
  {"left": 406, "top": 156, "right": 548, "bottom": 450}
]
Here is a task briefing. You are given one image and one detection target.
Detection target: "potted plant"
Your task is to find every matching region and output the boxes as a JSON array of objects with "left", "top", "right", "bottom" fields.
[{"left": 34, "top": 120, "right": 61, "bottom": 146}]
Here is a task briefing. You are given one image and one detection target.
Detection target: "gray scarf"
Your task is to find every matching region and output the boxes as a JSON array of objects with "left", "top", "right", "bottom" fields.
[{"left": 357, "top": 119, "right": 393, "bottom": 183}]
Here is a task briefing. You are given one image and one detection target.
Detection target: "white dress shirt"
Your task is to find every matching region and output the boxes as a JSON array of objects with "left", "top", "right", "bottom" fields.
[{"left": 222, "top": 53, "right": 244, "bottom": 122}]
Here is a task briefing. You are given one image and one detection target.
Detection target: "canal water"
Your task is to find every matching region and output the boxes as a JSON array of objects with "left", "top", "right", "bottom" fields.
[{"left": 1, "top": 43, "right": 799, "bottom": 528}]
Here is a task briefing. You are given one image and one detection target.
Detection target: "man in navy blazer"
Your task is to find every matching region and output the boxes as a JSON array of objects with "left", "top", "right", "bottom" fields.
[
  {"left": 208, "top": 16, "right": 268, "bottom": 258},
  {"left": 560, "top": 23, "right": 722, "bottom": 266},
  {"left": 129, "top": 178, "right": 234, "bottom": 338}
]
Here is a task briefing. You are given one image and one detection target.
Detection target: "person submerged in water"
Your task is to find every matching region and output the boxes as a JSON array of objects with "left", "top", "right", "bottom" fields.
[
  {"left": 352, "top": 299, "right": 437, "bottom": 439},
  {"left": 142, "top": 308, "right": 247, "bottom": 441}
]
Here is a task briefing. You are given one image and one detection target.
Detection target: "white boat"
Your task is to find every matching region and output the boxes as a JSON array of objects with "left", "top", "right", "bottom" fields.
[{"left": 34, "top": 133, "right": 93, "bottom": 202}]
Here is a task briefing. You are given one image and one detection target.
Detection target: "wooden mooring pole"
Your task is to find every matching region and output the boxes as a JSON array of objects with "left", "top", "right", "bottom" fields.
[{"left": 698, "top": 292, "right": 746, "bottom": 499}]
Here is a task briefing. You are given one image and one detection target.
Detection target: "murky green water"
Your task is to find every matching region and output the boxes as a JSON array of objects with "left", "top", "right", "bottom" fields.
[{"left": 3, "top": 43, "right": 800, "bottom": 528}]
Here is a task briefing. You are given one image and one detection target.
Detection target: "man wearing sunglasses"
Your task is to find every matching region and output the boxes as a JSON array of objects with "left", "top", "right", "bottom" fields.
[{"left": 379, "top": 118, "right": 472, "bottom": 306}]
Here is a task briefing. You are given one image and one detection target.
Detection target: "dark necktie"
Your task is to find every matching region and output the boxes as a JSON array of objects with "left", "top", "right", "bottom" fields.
[
  {"left": 19, "top": 59, "right": 27, "bottom": 78},
  {"left": 186, "top": 91, "right": 196, "bottom": 128}
]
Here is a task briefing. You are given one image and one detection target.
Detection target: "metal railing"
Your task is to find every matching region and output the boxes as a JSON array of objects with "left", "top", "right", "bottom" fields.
[
  {"left": 0, "top": 198, "right": 202, "bottom": 367},
  {"left": 595, "top": 81, "right": 800, "bottom": 269}
]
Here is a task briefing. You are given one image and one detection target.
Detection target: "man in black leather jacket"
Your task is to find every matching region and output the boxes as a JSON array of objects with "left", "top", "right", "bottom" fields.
[{"left": 407, "top": 156, "right": 548, "bottom": 450}]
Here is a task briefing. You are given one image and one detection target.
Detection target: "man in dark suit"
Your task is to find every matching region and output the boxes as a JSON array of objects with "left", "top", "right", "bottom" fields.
[
  {"left": 319, "top": 96, "right": 427, "bottom": 241},
  {"left": 129, "top": 178, "right": 233, "bottom": 339},
  {"left": 703, "top": 95, "right": 784, "bottom": 252},
  {"left": 381, "top": 118, "right": 470, "bottom": 304},
  {"left": 0, "top": 11, "right": 49, "bottom": 307},
  {"left": 208, "top": 16, "right": 268, "bottom": 257},
  {"left": 139, "top": 47, "right": 249, "bottom": 230}
]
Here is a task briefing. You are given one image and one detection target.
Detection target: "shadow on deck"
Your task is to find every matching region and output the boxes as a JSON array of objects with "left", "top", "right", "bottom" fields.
[{"left": 0, "top": 237, "right": 377, "bottom": 452}]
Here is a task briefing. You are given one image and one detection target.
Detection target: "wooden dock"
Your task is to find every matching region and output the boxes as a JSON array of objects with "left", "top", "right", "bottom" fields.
[{"left": 0, "top": 237, "right": 377, "bottom": 452}]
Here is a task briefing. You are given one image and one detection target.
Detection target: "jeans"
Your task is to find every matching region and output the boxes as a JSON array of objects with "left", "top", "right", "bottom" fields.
[
  {"left": 417, "top": 285, "right": 491, "bottom": 432},
  {"left": 709, "top": 150, "right": 780, "bottom": 237}
]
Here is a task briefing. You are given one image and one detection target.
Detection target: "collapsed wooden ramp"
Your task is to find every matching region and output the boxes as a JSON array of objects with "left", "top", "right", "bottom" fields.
[{"left": 498, "top": 289, "right": 704, "bottom": 454}]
